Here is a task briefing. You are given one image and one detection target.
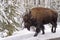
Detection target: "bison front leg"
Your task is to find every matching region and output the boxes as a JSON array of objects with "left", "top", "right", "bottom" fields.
[
  {"left": 34, "top": 23, "right": 41, "bottom": 37},
  {"left": 34, "top": 27, "right": 40, "bottom": 37}
]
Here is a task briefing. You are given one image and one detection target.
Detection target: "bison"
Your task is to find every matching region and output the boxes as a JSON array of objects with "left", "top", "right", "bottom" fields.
[{"left": 23, "top": 7, "right": 58, "bottom": 37}]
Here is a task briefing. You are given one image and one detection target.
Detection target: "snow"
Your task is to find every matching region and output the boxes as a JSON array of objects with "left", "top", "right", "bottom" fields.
[
  {"left": 0, "top": 23, "right": 60, "bottom": 40},
  {"left": 0, "top": 29, "right": 35, "bottom": 40}
]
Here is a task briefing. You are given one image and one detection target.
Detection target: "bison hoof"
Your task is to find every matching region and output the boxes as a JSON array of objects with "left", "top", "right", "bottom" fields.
[
  {"left": 52, "top": 31, "right": 56, "bottom": 33},
  {"left": 53, "top": 31, "right": 56, "bottom": 33}
]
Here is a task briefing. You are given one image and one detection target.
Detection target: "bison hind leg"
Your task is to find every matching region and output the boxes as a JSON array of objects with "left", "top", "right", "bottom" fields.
[{"left": 51, "top": 22, "right": 57, "bottom": 33}]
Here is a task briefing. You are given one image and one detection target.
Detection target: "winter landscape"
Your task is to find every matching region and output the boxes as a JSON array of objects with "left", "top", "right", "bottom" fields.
[{"left": 0, "top": 0, "right": 60, "bottom": 40}]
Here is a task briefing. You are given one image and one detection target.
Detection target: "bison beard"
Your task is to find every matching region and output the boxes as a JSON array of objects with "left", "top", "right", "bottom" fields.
[{"left": 23, "top": 7, "right": 58, "bottom": 37}]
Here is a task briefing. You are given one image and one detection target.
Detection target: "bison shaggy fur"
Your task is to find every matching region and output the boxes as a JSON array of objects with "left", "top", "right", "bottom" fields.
[{"left": 23, "top": 7, "right": 58, "bottom": 37}]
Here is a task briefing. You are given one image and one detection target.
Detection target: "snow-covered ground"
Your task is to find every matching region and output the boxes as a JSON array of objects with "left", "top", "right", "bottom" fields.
[{"left": 0, "top": 23, "right": 60, "bottom": 40}]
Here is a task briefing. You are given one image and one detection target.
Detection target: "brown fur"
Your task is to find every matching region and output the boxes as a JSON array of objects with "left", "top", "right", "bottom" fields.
[
  {"left": 23, "top": 7, "right": 58, "bottom": 37},
  {"left": 31, "top": 7, "right": 58, "bottom": 23}
]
